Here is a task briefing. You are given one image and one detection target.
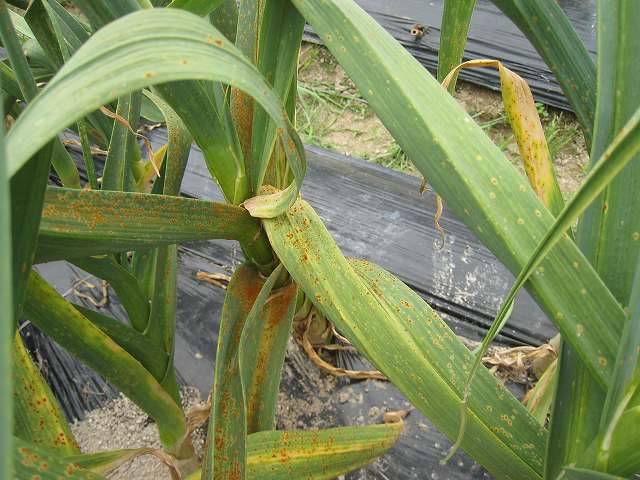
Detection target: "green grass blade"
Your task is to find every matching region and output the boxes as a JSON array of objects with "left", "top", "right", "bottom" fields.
[
  {"left": 168, "top": 0, "right": 223, "bottom": 16},
  {"left": 240, "top": 274, "right": 297, "bottom": 432},
  {"left": 36, "top": 187, "right": 260, "bottom": 261},
  {"left": 0, "top": 37, "right": 12, "bottom": 476},
  {"left": 437, "top": 0, "right": 476, "bottom": 89},
  {"left": 489, "top": 0, "right": 596, "bottom": 142},
  {"left": 23, "top": 271, "right": 187, "bottom": 450},
  {"left": 71, "top": 256, "right": 149, "bottom": 333},
  {"left": 291, "top": 0, "right": 623, "bottom": 387},
  {"left": 264, "top": 196, "right": 546, "bottom": 479},
  {"left": 73, "top": 304, "right": 169, "bottom": 382},
  {"left": 6, "top": 8, "right": 305, "bottom": 217},
  {"left": 14, "top": 437, "right": 106, "bottom": 480},
  {"left": 577, "top": 0, "right": 640, "bottom": 306},
  {"left": 13, "top": 333, "right": 79, "bottom": 455},
  {"left": 191, "top": 424, "right": 402, "bottom": 480}
]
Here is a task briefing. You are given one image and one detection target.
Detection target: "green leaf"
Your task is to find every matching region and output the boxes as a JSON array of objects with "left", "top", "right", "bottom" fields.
[
  {"left": 202, "top": 263, "right": 258, "bottom": 479},
  {"left": 489, "top": 0, "right": 596, "bottom": 142},
  {"left": 437, "top": 0, "right": 476, "bottom": 89},
  {"left": 145, "top": 245, "right": 181, "bottom": 404},
  {"left": 0, "top": 22, "right": 13, "bottom": 472},
  {"left": 6, "top": 8, "right": 305, "bottom": 217},
  {"left": 577, "top": 0, "right": 640, "bottom": 306},
  {"left": 73, "top": 304, "right": 168, "bottom": 382},
  {"left": 472, "top": 103, "right": 640, "bottom": 398},
  {"left": 291, "top": 0, "right": 622, "bottom": 388},
  {"left": 25, "top": 0, "right": 66, "bottom": 68},
  {"left": 209, "top": 0, "right": 238, "bottom": 43},
  {"left": 245, "top": 424, "right": 402, "bottom": 479},
  {"left": 191, "top": 424, "right": 401, "bottom": 480},
  {"left": 71, "top": 256, "right": 149, "bottom": 333},
  {"left": 1, "top": 1, "right": 80, "bottom": 190},
  {"left": 64, "top": 448, "right": 164, "bottom": 476},
  {"left": 144, "top": 89, "right": 192, "bottom": 197},
  {"left": 545, "top": 342, "right": 605, "bottom": 479},
  {"left": 562, "top": 467, "right": 625, "bottom": 480},
  {"left": 36, "top": 186, "right": 261, "bottom": 262},
  {"left": 240, "top": 274, "right": 297, "bottom": 432},
  {"left": 264, "top": 196, "right": 546, "bottom": 479},
  {"left": 249, "top": 0, "right": 305, "bottom": 192},
  {"left": 101, "top": 93, "right": 142, "bottom": 192},
  {"left": 154, "top": 80, "right": 247, "bottom": 204},
  {"left": 167, "top": 0, "right": 223, "bottom": 16},
  {"left": 13, "top": 333, "right": 79, "bottom": 455},
  {"left": 14, "top": 437, "right": 106, "bottom": 480},
  {"left": 23, "top": 271, "right": 187, "bottom": 450}
]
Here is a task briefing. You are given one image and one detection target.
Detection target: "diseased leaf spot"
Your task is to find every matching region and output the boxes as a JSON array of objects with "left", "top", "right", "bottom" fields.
[{"left": 576, "top": 324, "right": 584, "bottom": 336}]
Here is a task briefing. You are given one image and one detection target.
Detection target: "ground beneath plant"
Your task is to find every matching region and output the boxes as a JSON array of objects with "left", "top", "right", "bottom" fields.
[{"left": 297, "top": 44, "right": 589, "bottom": 200}]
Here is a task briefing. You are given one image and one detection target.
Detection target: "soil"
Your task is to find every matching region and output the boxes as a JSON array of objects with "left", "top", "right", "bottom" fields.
[{"left": 297, "top": 44, "right": 590, "bottom": 200}]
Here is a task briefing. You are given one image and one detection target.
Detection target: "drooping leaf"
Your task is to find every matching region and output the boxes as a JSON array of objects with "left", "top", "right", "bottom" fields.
[
  {"left": 23, "top": 271, "right": 187, "bottom": 450},
  {"left": 489, "top": 0, "right": 596, "bottom": 142},
  {"left": 264, "top": 196, "right": 546, "bottom": 479},
  {"left": 12, "top": 334, "right": 79, "bottom": 455},
  {"left": 191, "top": 424, "right": 402, "bottom": 480},
  {"left": 64, "top": 448, "right": 164, "bottom": 476},
  {"left": 14, "top": 437, "right": 106, "bottom": 480},
  {"left": 36, "top": 186, "right": 260, "bottom": 262},
  {"left": 442, "top": 59, "right": 565, "bottom": 216}
]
